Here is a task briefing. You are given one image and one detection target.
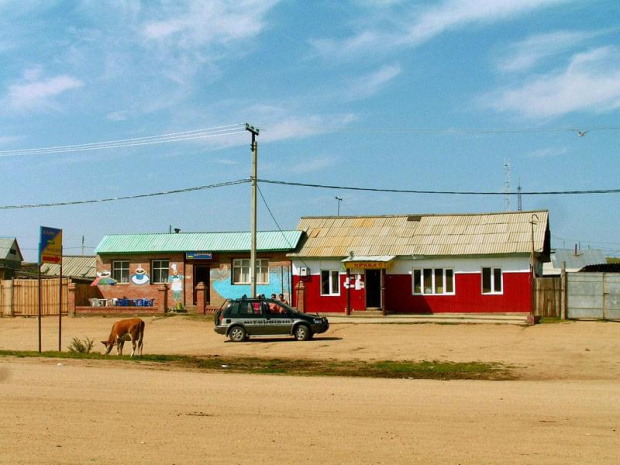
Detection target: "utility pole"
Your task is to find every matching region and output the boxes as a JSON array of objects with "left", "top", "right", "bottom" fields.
[
  {"left": 246, "top": 123, "right": 260, "bottom": 298},
  {"left": 335, "top": 196, "right": 343, "bottom": 216}
]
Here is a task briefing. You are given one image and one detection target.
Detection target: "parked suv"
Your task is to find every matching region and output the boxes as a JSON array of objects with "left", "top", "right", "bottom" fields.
[{"left": 214, "top": 297, "right": 329, "bottom": 342}]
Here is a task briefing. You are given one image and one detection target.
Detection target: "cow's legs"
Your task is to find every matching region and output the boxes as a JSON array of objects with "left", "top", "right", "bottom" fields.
[{"left": 130, "top": 336, "right": 137, "bottom": 357}]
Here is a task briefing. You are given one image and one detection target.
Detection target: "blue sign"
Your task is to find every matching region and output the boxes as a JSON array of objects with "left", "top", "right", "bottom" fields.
[
  {"left": 39, "top": 226, "right": 63, "bottom": 265},
  {"left": 186, "top": 252, "right": 213, "bottom": 260}
]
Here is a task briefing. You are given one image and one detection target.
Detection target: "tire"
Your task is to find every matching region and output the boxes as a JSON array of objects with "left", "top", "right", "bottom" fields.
[
  {"left": 228, "top": 326, "right": 246, "bottom": 342},
  {"left": 294, "top": 324, "right": 312, "bottom": 341}
]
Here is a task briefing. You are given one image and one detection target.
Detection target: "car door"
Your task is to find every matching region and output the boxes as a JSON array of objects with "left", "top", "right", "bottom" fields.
[
  {"left": 243, "top": 300, "right": 269, "bottom": 336},
  {"left": 265, "top": 302, "right": 293, "bottom": 335}
]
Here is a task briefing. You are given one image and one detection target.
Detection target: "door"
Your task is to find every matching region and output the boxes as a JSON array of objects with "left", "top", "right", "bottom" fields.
[
  {"left": 366, "top": 269, "right": 382, "bottom": 308},
  {"left": 193, "top": 266, "right": 210, "bottom": 305}
]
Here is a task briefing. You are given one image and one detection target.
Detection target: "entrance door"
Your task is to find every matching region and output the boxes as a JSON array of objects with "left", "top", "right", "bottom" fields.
[
  {"left": 193, "top": 266, "right": 210, "bottom": 305},
  {"left": 365, "top": 269, "right": 381, "bottom": 308}
]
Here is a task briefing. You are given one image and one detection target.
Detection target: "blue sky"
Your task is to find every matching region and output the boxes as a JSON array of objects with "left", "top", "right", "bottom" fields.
[{"left": 1, "top": 0, "right": 619, "bottom": 262}]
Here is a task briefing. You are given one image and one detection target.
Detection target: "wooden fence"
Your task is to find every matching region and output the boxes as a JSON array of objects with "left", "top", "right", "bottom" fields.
[{"left": 1, "top": 279, "right": 70, "bottom": 316}]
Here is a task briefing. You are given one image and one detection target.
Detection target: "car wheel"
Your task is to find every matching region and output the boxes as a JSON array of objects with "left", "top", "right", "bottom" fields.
[
  {"left": 229, "top": 326, "right": 246, "bottom": 342},
  {"left": 294, "top": 324, "right": 311, "bottom": 341}
]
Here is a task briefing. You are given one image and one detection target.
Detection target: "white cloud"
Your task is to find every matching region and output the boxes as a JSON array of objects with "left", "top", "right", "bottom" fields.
[
  {"left": 346, "top": 64, "right": 401, "bottom": 101},
  {"left": 259, "top": 113, "right": 358, "bottom": 143},
  {"left": 496, "top": 30, "right": 607, "bottom": 73},
  {"left": 526, "top": 147, "right": 569, "bottom": 158},
  {"left": 142, "top": 0, "right": 279, "bottom": 47},
  {"left": 6, "top": 74, "right": 84, "bottom": 111},
  {"left": 311, "top": 0, "right": 569, "bottom": 59},
  {"left": 486, "top": 46, "right": 620, "bottom": 118},
  {"left": 106, "top": 111, "right": 128, "bottom": 121},
  {"left": 287, "top": 155, "right": 338, "bottom": 175}
]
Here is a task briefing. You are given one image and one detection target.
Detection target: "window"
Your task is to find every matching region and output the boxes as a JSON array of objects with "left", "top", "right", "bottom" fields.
[
  {"left": 232, "top": 259, "right": 269, "bottom": 285},
  {"left": 412, "top": 268, "right": 454, "bottom": 295},
  {"left": 321, "top": 270, "right": 340, "bottom": 296},
  {"left": 112, "top": 260, "right": 129, "bottom": 283},
  {"left": 482, "top": 267, "right": 502, "bottom": 294},
  {"left": 152, "top": 259, "right": 169, "bottom": 284}
]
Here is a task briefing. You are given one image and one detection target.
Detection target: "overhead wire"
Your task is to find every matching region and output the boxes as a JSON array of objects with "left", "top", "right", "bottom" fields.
[
  {"left": 258, "top": 179, "right": 620, "bottom": 196},
  {"left": 0, "top": 179, "right": 250, "bottom": 210},
  {"left": 1, "top": 176, "right": 619, "bottom": 210},
  {"left": 0, "top": 124, "right": 246, "bottom": 158},
  {"left": 257, "top": 185, "right": 312, "bottom": 271}
]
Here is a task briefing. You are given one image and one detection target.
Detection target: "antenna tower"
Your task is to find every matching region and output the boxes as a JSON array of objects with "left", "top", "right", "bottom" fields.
[{"left": 504, "top": 159, "right": 511, "bottom": 211}]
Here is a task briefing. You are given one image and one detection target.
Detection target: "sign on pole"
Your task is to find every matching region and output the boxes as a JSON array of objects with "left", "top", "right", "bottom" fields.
[
  {"left": 38, "top": 226, "right": 63, "bottom": 353},
  {"left": 39, "top": 227, "right": 62, "bottom": 265}
]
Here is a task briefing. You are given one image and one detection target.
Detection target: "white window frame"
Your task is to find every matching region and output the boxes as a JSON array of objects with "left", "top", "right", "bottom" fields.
[
  {"left": 320, "top": 270, "right": 340, "bottom": 296},
  {"left": 232, "top": 258, "right": 269, "bottom": 285},
  {"left": 412, "top": 268, "right": 455, "bottom": 295},
  {"left": 112, "top": 260, "right": 130, "bottom": 284},
  {"left": 152, "top": 259, "right": 169, "bottom": 284},
  {"left": 482, "top": 267, "right": 503, "bottom": 294}
]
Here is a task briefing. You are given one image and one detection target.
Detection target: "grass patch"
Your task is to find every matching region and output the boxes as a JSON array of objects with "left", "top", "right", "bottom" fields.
[{"left": 0, "top": 350, "right": 514, "bottom": 380}]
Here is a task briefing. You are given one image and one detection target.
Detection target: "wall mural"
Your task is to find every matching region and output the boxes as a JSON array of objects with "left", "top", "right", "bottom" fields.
[
  {"left": 131, "top": 265, "right": 150, "bottom": 285},
  {"left": 169, "top": 263, "right": 184, "bottom": 302}
]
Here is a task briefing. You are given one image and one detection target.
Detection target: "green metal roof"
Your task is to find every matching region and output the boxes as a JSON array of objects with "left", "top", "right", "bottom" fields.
[{"left": 95, "top": 231, "right": 303, "bottom": 255}]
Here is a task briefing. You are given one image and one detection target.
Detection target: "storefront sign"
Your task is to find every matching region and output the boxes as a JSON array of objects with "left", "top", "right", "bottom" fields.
[
  {"left": 344, "top": 261, "right": 390, "bottom": 269},
  {"left": 186, "top": 252, "right": 213, "bottom": 260}
]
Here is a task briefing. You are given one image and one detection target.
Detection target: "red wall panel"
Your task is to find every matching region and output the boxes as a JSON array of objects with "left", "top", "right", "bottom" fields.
[{"left": 296, "top": 271, "right": 532, "bottom": 314}]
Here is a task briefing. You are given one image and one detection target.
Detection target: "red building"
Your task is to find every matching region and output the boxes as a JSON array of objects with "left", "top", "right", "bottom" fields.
[{"left": 288, "top": 211, "right": 550, "bottom": 315}]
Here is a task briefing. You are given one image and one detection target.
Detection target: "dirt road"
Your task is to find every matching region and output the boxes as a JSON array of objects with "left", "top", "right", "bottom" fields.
[{"left": 1, "top": 316, "right": 619, "bottom": 464}]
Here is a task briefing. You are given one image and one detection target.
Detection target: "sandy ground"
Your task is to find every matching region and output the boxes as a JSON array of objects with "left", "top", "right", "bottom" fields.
[{"left": 1, "top": 315, "right": 619, "bottom": 464}]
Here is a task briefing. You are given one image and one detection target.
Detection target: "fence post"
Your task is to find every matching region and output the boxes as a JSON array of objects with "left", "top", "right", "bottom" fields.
[
  {"left": 68, "top": 283, "right": 77, "bottom": 317},
  {"left": 195, "top": 282, "right": 206, "bottom": 314},
  {"left": 158, "top": 285, "right": 168, "bottom": 314},
  {"left": 295, "top": 280, "right": 306, "bottom": 313},
  {"left": 561, "top": 262, "right": 567, "bottom": 320}
]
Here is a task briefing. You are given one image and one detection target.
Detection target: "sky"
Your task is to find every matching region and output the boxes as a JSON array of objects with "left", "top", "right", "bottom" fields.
[{"left": 0, "top": 0, "right": 619, "bottom": 262}]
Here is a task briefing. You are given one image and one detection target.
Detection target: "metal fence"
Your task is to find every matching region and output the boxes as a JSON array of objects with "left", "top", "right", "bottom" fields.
[{"left": 567, "top": 273, "right": 620, "bottom": 320}]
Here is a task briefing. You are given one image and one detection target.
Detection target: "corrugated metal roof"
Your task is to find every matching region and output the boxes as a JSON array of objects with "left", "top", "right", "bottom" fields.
[
  {"left": 0, "top": 237, "right": 23, "bottom": 261},
  {"left": 41, "top": 256, "right": 97, "bottom": 279},
  {"left": 543, "top": 248, "right": 607, "bottom": 274},
  {"left": 95, "top": 231, "right": 303, "bottom": 254},
  {"left": 292, "top": 211, "right": 549, "bottom": 258}
]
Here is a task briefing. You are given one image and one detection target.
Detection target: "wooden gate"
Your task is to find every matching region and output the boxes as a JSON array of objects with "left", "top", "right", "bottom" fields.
[
  {"left": 533, "top": 276, "right": 564, "bottom": 318},
  {"left": 0, "top": 279, "right": 69, "bottom": 316}
]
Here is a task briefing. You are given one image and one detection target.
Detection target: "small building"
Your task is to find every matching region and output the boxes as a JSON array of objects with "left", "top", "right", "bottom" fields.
[
  {"left": 94, "top": 230, "right": 303, "bottom": 311},
  {"left": 543, "top": 248, "right": 607, "bottom": 276},
  {"left": 288, "top": 211, "right": 550, "bottom": 314},
  {"left": 0, "top": 237, "right": 23, "bottom": 280},
  {"left": 40, "top": 255, "right": 97, "bottom": 283}
]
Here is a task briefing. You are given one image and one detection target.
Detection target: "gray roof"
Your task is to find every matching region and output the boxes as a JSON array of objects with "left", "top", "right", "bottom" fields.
[
  {"left": 40, "top": 255, "right": 97, "bottom": 279},
  {"left": 0, "top": 237, "right": 23, "bottom": 262},
  {"left": 543, "top": 248, "right": 607, "bottom": 275},
  {"left": 95, "top": 231, "right": 303, "bottom": 255},
  {"left": 291, "top": 211, "right": 550, "bottom": 258}
]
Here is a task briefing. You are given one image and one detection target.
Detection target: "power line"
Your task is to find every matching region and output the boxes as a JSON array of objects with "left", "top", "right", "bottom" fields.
[
  {"left": 260, "top": 125, "right": 620, "bottom": 135},
  {"left": 0, "top": 179, "right": 250, "bottom": 210},
  {"left": 0, "top": 124, "right": 246, "bottom": 158},
  {"left": 1, "top": 177, "right": 618, "bottom": 211},
  {"left": 258, "top": 179, "right": 620, "bottom": 196}
]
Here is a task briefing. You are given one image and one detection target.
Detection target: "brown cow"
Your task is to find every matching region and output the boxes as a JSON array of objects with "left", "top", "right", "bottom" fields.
[{"left": 101, "top": 318, "right": 145, "bottom": 357}]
